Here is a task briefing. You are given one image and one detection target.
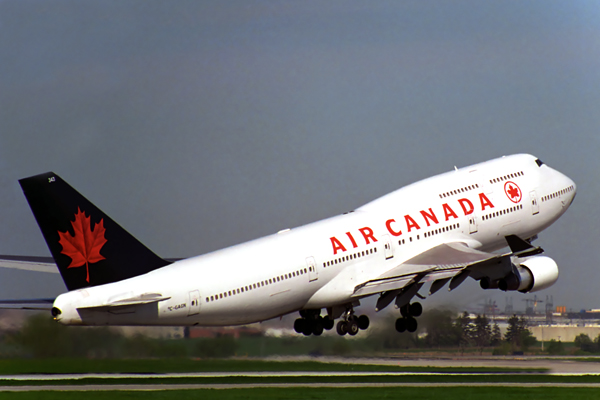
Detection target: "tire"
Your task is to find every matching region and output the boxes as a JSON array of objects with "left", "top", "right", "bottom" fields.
[
  {"left": 302, "top": 319, "right": 313, "bottom": 336},
  {"left": 323, "top": 317, "right": 335, "bottom": 330},
  {"left": 357, "top": 315, "right": 370, "bottom": 330},
  {"left": 347, "top": 320, "right": 359, "bottom": 336},
  {"left": 395, "top": 318, "right": 406, "bottom": 333},
  {"left": 313, "top": 321, "right": 324, "bottom": 336},
  {"left": 336, "top": 320, "right": 348, "bottom": 336},
  {"left": 294, "top": 318, "right": 305, "bottom": 334},
  {"left": 409, "top": 302, "right": 423, "bottom": 317},
  {"left": 406, "top": 317, "right": 418, "bottom": 333}
]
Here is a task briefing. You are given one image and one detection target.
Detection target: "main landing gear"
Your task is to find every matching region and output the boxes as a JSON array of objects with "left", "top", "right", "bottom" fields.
[
  {"left": 294, "top": 307, "right": 370, "bottom": 336},
  {"left": 395, "top": 302, "right": 422, "bottom": 333},
  {"left": 336, "top": 313, "right": 369, "bottom": 336},
  {"left": 294, "top": 309, "right": 335, "bottom": 336}
]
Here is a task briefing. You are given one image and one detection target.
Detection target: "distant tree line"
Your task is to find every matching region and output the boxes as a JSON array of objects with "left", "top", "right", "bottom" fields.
[
  {"left": 0, "top": 314, "right": 238, "bottom": 359},
  {"left": 0, "top": 311, "right": 543, "bottom": 359},
  {"left": 573, "top": 333, "right": 600, "bottom": 353},
  {"left": 417, "top": 310, "right": 535, "bottom": 354}
]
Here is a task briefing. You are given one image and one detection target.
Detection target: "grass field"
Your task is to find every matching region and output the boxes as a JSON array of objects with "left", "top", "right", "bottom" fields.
[{"left": 2, "top": 387, "right": 600, "bottom": 400}]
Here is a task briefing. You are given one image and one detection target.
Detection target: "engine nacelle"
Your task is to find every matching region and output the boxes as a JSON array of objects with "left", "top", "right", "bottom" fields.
[{"left": 497, "top": 256, "right": 559, "bottom": 293}]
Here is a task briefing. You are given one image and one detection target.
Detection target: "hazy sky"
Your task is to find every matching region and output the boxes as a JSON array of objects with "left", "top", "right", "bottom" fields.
[{"left": 1, "top": 1, "right": 598, "bottom": 314}]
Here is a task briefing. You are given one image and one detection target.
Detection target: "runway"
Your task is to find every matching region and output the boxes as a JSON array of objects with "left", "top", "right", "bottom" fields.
[{"left": 325, "top": 355, "right": 600, "bottom": 375}]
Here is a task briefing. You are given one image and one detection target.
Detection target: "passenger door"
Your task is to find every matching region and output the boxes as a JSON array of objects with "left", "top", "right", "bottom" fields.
[
  {"left": 530, "top": 190, "right": 540, "bottom": 215},
  {"left": 188, "top": 290, "right": 200, "bottom": 316},
  {"left": 306, "top": 257, "right": 318, "bottom": 282}
]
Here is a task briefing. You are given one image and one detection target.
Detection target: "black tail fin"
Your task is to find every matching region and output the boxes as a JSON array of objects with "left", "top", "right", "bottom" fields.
[{"left": 19, "top": 172, "right": 171, "bottom": 291}]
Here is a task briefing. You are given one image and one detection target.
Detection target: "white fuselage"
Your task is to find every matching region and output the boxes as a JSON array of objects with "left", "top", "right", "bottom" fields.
[{"left": 53, "top": 154, "right": 576, "bottom": 326}]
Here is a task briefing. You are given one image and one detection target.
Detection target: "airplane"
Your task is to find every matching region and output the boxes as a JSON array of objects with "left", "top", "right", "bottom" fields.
[{"left": 0, "top": 154, "right": 576, "bottom": 336}]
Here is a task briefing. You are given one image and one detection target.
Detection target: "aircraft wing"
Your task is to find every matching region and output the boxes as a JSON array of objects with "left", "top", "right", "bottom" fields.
[
  {"left": 353, "top": 235, "right": 543, "bottom": 310},
  {"left": 352, "top": 242, "right": 500, "bottom": 297}
]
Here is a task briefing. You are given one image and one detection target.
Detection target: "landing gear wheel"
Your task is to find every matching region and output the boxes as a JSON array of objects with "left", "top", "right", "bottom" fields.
[
  {"left": 347, "top": 320, "right": 359, "bottom": 336},
  {"left": 406, "top": 317, "right": 418, "bottom": 333},
  {"left": 294, "top": 318, "right": 305, "bottom": 334},
  {"left": 322, "top": 317, "right": 335, "bottom": 330},
  {"left": 313, "top": 321, "right": 324, "bottom": 336},
  {"left": 302, "top": 320, "right": 313, "bottom": 336},
  {"left": 409, "top": 302, "right": 423, "bottom": 317},
  {"left": 336, "top": 320, "right": 348, "bottom": 336},
  {"left": 395, "top": 318, "right": 406, "bottom": 333},
  {"left": 357, "top": 315, "right": 370, "bottom": 330}
]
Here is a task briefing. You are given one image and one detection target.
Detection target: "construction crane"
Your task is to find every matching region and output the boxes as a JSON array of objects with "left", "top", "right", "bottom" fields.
[{"left": 522, "top": 295, "right": 543, "bottom": 315}]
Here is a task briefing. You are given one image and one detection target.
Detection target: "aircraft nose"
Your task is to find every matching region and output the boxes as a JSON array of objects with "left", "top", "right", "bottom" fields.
[
  {"left": 569, "top": 179, "right": 577, "bottom": 204},
  {"left": 561, "top": 173, "right": 577, "bottom": 207}
]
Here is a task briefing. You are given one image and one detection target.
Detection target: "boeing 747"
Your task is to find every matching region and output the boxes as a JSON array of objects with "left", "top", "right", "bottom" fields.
[{"left": 0, "top": 154, "right": 576, "bottom": 335}]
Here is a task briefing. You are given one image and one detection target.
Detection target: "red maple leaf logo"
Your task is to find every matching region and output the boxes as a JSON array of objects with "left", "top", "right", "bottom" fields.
[
  {"left": 504, "top": 181, "right": 522, "bottom": 203},
  {"left": 57, "top": 208, "right": 107, "bottom": 283}
]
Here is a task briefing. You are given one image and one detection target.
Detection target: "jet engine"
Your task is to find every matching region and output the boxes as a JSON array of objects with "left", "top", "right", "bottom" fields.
[{"left": 497, "top": 256, "right": 559, "bottom": 293}]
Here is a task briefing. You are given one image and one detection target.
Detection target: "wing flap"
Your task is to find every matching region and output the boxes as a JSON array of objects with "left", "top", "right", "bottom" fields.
[{"left": 352, "top": 242, "right": 503, "bottom": 298}]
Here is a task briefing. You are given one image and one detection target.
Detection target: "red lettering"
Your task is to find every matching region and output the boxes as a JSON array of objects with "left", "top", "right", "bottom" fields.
[
  {"left": 442, "top": 203, "right": 459, "bottom": 220},
  {"left": 404, "top": 215, "right": 421, "bottom": 232},
  {"left": 358, "top": 227, "right": 378, "bottom": 244},
  {"left": 458, "top": 198, "right": 474, "bottom": 215},
  {"left": 330, "top": 237, "right": 347, "bottom": 255},
  {"left": 345, "top": 232, "right": 358, "bottom": 248},
  {"left": 479, "top": 193, "right": 495, "bottom": 210},
  {"left": 385, "top": 219, "right": 402, "bottom": 236},
  {"left": 420, "top": 208, "right": 439, "bottom": 227}
]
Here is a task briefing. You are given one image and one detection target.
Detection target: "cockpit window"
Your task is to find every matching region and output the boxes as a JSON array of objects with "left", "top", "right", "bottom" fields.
[{"left": 535, "top": 158, "right": 544, "bottom": 167}]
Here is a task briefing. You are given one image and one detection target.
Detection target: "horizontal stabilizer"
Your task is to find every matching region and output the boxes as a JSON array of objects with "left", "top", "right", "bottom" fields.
[
  {"left": 0, "top": 255, "right": 58, "bottom": 274},
  {"left": 77, "top": 293, "right": 170, "bottom": 312},
  {"left": 0, "top": 297, "right": 55, "bottom": 311},
  {"left": 0, "top": 298, "right": 55, "bottom": 304}
]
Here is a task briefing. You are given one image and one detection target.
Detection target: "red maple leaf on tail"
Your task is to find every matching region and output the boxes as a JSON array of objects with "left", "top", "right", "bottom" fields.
[{"left": 57, "top": 208, "right": 107, "bottom": 283}]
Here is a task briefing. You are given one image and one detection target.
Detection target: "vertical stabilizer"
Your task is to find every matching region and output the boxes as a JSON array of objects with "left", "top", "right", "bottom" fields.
[{"left": 19, "top": 172, "right": 171, "bottom": 291}]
